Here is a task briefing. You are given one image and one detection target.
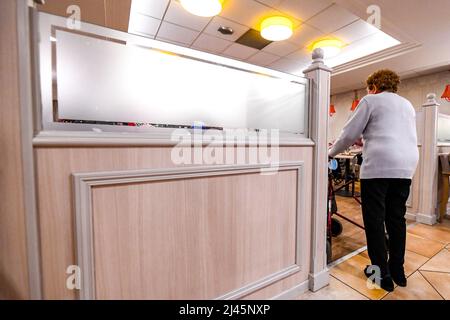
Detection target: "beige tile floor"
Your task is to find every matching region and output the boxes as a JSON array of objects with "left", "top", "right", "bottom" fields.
[{"left": 297, "top": 219, "right": 450, "bottom": 300}]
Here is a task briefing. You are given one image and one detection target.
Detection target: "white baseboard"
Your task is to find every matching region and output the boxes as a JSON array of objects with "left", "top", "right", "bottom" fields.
[
  {"left": 416, "top": 213, "right": 437, "bottom": 225},
  {"left": 405, "top": 212, "right": 417, "bottom": 221},
  {"left": 308, "top": 269, "right": 330, "bottom": 292},
  {"left": 270, "top": 279, "right": 309, "bottom": 300}
]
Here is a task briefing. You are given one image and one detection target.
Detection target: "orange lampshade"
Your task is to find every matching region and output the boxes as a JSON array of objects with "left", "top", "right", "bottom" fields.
[
  {"left": 351, "top": 99, "right": 360, "bottom": 111},
  {"left": 442, "top": 85, "right": 450, "bottom": 102},
  {"left": 330, "top": 104, "right": 336, "bottom": 116}
]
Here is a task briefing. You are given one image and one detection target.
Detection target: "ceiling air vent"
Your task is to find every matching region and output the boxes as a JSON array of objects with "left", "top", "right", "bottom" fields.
[{"left": 235, "top": 29, "right": 272, "bottom": 50}]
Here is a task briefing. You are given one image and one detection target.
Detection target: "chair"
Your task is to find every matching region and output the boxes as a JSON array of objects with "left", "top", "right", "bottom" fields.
[{"left": 438, "top": 153, "right": 450, "bottom": 222}]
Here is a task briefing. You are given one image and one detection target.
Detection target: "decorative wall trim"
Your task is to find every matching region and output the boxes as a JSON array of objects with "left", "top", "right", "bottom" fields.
[
  {"left": 33, "top": 130, "right": 316, "bottom": 147},
  {"left": 332, "top": 42, "right": 422, "bottom": 76},
  {"left": 308, "top": 268, "right": 330, "bottom": 292},
  {"left": 416, "top": 213, "right": 437, "bottom": 225},
  {"left": 17, "top": 0, "right": 42, "bottom": 299},
  {"left": 405, "top": 212, "right": 417, "bottom": 221},
  {"left": 73, "top": 161, "right": 306, "bottom": 300},
  {"left": 438, "top": 143, "right": 450, "bottom": 147},
  {"left": 216, "top": 265, "right": 301, "bottom": 300},
  {"left": 270, "top": 279, "right": 309, "bottom": 300}
]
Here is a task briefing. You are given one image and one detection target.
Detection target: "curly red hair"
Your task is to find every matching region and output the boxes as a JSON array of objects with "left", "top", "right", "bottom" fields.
[{"left": 366, "top": 69, "right": 400, "bottom": 93}]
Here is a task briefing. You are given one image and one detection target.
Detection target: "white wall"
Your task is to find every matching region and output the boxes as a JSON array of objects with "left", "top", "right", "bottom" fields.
[{"left": 330, "top": 71, "right": 450, "bottom": 141}]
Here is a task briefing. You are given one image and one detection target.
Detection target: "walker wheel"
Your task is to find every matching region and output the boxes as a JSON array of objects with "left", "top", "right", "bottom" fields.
[{"left": 331, "top": 217, "right": 343, "bottom": 237}]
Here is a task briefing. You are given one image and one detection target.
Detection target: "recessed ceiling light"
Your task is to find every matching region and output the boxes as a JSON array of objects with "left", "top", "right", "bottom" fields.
[
  {"left": 180, "top": 0, "right": 223, "bottom": 17},
  {"left": 218, "top": 26, "right": 234, "bottom": 35},
  {"left": 260, "top": 16, "right": 293, "bottom": 41},
  {"left": 311, "top": 39, "right": 344, "bottom": 58}
]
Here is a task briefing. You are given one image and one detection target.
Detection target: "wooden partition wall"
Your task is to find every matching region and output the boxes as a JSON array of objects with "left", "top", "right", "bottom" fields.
[
  {"left": 1, "top": 0, "right": 332, "bottom": 299},
  {"left": 33, "top": 147, "right": 314, "bottom": 299}
]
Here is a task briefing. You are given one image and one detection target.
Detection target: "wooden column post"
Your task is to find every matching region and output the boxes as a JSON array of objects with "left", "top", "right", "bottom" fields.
[
  {"left": 304, "top": 48, "right": 332, "bottom": 291},
  {"left": 417, "top": 93, "right": 440, "bottom": 225}
]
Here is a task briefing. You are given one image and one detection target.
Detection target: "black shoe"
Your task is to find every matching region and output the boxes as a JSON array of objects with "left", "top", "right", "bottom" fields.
[
  {"left": 389, "top": 263, "right": 407, "bottom": 287},
  {"left": 391, "top": 270, "right": 407, "bottom": 287},
  {"left": 380, "top": 276, "right": 395, "bottom": 292},
  {"left": 364, "top": 266, "right": 395, "bottom": 292}
]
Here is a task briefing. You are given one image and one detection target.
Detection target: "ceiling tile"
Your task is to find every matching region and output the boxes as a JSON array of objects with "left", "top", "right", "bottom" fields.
[
  {"left": 220, "top": 0, "right": 272, "bottom": 29},
  {"left": 332, "top": 19, "right": 379, "bottom": 44},
  {"left": 262, "top": 41, "right": 299, "bottom": 56},
  {"left": 220, "top": 0, "right": 299, "bottom": 30},
  {"left": 156, "top": 21, "right": 199, "bottom": 45},
  {"left": 131, "top": 0, "right": 169, "bottom": 20},
  {"left": 277, "top": 0, "right": 333, "bottom": 22},
  {"left": 164, "top": 1, "right": 212, "bottom": 31},
  {"left": 246, "top": 51, "right": 281, "bottom": 66},
  {"left": 203, "top": 16, "right": 250, "bottom": 42},
  {"left": 285, "top": 47, "right": 311, "bottom": 63},
  {"left": 222, "top": 43, "right": 259, "bottom": 60},
  {"left": 306, "top": 4, "right": 359, "bottom": 34},
  {"left": 289, "top": 22, "right": 324, "bottom": 47},
  {"left": 128, "top": 12, "right": 161, "bottom": 37},
  {"left": 155, "top": 37, "right": 188, "bottom": 47},
  {"left": 191, "top": 34, "right": 232, "bottom": 53},
  {"left": 255, "top": 0, "right": 283, "bottom": 7},
  {"left": 268, "top": 57, "right": 305, "bottom": 74}
]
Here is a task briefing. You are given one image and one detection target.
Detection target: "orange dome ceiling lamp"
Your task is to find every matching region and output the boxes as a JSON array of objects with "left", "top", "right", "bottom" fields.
[
  {"left": 441, "top": 84, "right": 450, "bottom": 102},
  {"left": 351, "top": 91, "right": 360, "bottom": 111},
  {"left": 260, "top": 16, "right": 293, "bottom": 41},
  {"left": 311, "top": 39, "right": 344, "bottom": 59},
  {"left": 180, "top": 0, "right": 224, "bottom": 17}
]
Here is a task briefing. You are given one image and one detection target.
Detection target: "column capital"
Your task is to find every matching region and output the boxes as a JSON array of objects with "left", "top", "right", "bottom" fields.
[
  {"left": 303, "top": 48, "right": 332, "bottom": 74},
  {"left": 423, "top": 93, "right": 441, "bottom": 108}
]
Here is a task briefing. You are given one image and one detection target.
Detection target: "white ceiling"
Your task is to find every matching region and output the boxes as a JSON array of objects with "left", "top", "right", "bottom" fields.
[
  {"left": 331, "top": 0, "right": 450, "bottom": 94},
  {"left": 128, "top": 0, "right": 450, "bottom": 95},
  {"left": 128, "top": 0, "right": 401, "bottom": 76}
]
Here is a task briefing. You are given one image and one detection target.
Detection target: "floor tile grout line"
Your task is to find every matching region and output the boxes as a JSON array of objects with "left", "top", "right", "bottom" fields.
[
  {"left": 381, "top": 251, "right": 441, "bottom": 300},
  {"left": 418, "top": 270, "right": 446, "bottom": 300},
  {"left": 329, "top": 273, "right": 380, "bottom": 300},
  {"left": 328, "top": 274, "right": 371, "bottom": 300},
  {"left": 407, "top": 224, "right": 450, "bottom": 245},
  {"left": 415, "top": 247, "right": 448, "bottom": 274},
  {"left": 418, "top": 269, "right": 450, "bottom": 275},
  {"left": 404, "top": 228, "right": 447, "bottom": 258}
]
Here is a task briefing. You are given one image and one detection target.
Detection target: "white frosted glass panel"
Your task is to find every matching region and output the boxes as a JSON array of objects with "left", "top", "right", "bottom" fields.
[
  {"left": 54, "top": 29, "right": 307, "bottom": 133},
  {"left": 438, "top": 113, "right": 450, "bottom": 142}
]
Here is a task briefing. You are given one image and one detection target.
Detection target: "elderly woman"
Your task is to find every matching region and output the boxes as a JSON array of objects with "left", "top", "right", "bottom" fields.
[{"left": 329, "top": 69, "right": 419, "bottom": 292}]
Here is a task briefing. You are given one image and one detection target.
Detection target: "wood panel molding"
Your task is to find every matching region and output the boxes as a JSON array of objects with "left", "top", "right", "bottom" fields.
[{"left": 73, "top": 162, "right": 306, "bottom": 300}]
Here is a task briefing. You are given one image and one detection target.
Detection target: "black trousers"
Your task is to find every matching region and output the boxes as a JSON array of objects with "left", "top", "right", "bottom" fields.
[{"left": 360, "top": 178, "right": 411, "bottom": 277}]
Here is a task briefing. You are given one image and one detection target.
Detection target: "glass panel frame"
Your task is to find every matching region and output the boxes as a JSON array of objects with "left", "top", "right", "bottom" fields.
[{"left": 33, "top": 11, "right": 310, "bottom": 141}]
